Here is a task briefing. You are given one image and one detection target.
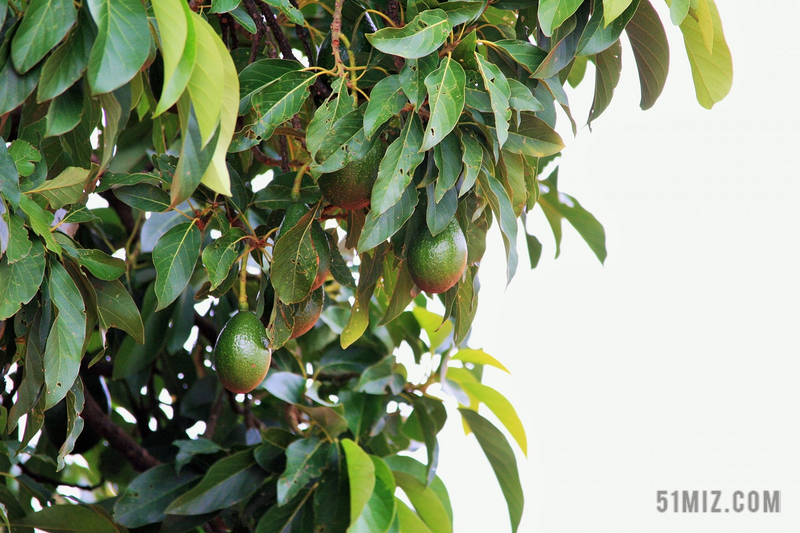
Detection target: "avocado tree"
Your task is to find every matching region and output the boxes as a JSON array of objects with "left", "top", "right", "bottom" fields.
[{"left": 0, "top": 0, "right": 732, "bottom": 531}]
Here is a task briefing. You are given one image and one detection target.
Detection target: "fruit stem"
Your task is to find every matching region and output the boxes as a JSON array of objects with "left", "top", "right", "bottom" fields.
[
  {"left": 291, "top": 162, "right": 310, "bottom": 203},
  {"left": 238, "top": 246, "right": 251, "bottom": 312}
]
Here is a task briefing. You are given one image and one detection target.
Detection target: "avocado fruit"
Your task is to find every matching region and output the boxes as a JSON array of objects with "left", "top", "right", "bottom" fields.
[
  {"left": 214, "top": 311, "right": 272, "bottom": 394},
  {"left": 317, "top": 144, "right": 385, "bottom": 210},
  {"left": 44, "top": 373, "right": 111, "bottom": 455},
  {"left": 279, "top": 203, "right": 330, "bottom": 290},
  {"left": 407, "top": 218, "right": 468, "bottom": 294},
  {"left": 288, "top": 286, "right": 324, "bottom": 339}
]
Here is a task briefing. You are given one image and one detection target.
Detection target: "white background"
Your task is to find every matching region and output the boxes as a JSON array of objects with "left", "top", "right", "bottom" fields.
[{"left": 436, "top": 1, "right": 800, "bottom": 531}]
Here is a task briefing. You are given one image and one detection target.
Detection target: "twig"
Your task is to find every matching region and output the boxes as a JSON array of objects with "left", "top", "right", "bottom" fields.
[
  {"left": 258, "top": 2, "right": 295, "bottom": 60},
  {"left": 18, "top": 463, "right": 105, "bottom": 491},
  {"left": 290, "top": 0, "right": 315, "bottom": 64},
  {"left": 82, "top": 392, "right": 162, "bottom": 472},
  {"left": 243, "top": 0, "right": 269, "bottom": 63},
  {"left": 203, "top": 389, "right": 226, "bottom": 439},
  {"left": 330, "top": 0, "right": 345, "bottom": 74},
  {"left": 278, "top": 136, "right": 291, "bottom": 173},
  {"left": 387, "top": 0, "right": 401, "bottom": 26}
]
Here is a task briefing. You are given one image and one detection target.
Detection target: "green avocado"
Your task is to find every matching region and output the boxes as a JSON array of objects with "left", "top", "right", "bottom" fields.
[
  {"left": 317, "top": 143, "right": 386, "bottom": 210},
  {"left": 44, "top": 373, "right": 111, "bottom": 455},
  {"left": 289, "top": 286, "right": 324, "bottom": 339},
  {"left": 280, "top": 203, "right": 330, "bottom": 289},
  {"left": 407, "top": 218, "right": 468, "bottom": 294},
  {"left": 214, "top": 311, "right": 272, "bottom": 394}
]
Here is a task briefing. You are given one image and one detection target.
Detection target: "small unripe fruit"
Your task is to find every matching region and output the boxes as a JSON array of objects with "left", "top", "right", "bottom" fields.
[
  {"left": 214, "top": 311, "right": 272, "bottom": 394},
  {"left": 407, "top": 219, "right": 468, "bottom": 294}
]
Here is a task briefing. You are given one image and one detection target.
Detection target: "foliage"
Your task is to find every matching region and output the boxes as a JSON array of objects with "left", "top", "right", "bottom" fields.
[{"left": 0, "top": 0, "right": 731, "bottom": 531}]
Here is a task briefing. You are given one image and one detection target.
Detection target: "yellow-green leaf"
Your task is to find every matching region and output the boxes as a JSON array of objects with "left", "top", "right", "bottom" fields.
[
  {"left": 451, "top": 348, "right": 510, "bottom": 373},
  {"left": 186, "top": 12, "right": 223, "bottom": 146},
  {"left": 679, "top": 0, "right": 732, "bottom": 109},
  {"left": 341, "top": 439, "right": 376, "bottom": 526},
  {"left": 602, "top": 0, "right": 634, "bottom": 26},
  {"left": 152, "top": 0, "right": 196, "bottom": 116},
  {"left": 459, "top": 382, "right": 527, "bottom": 456}
]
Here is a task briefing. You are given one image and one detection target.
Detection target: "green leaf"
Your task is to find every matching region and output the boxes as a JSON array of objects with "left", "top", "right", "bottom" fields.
[
  {"left": 679, "top": 0, "right": 733, "bottom": 109},
  {"left": 28, "top": 166, "right": 90, "bottom": 209},
  {"left": 0, "top": 240, "right": 45, "bottom": 321},
  {"left": 255, "top": 489, "right": 311, "bottom": 533},
  {"left": 175, "top": 439, "right": 225, "bottom": 472},
  {"left": 313, "top": 107, "right": 372, "bottom": 174},
  {"left": 114, "top": 183, "right": 171, "bottom": 212},
  {"left": 538, "top": 169, "right": 607, "bottom": 263},
  {"left": 277, "top": 437, "right": 330, "bottom": 505},
  {"left": 411, "top": 307, "right": 452, "bottom": 352},
  {"left": 625, "top": 0, "right": 670, "bottom": 110},
  {"left": 421, "top": 56, "right": 465, "bottom": 152},
  {"left": 86, "top": 0, "right": 150, "bottom": 94},
  {"left": 507, "top": 79, "right": 543, "bottom": 115},
  {"left": 306, "top": 77, "right": 354, "bottom": 161},
  {"left": 184, "top": 12, "right": 224, "bottom": 145},
  {"left": 538, "top": 0, "right": 582, "bottom": 36},
  {"left": 0, "top": 58, "right": 41, "bottom": 116},
  {"left": 264, "top": 371, "right": 306, "bottom": 404},
  {"left": 238, "top": 58, "right": 303, "bottom": 114},
  {"left": 19, "top": 195, "right": 60, "bottom": 254},
  {"left": 11, "top": 0, "right": 77, "bottom": 74},
  {"left": 500, "top": 113, "right": 565, "bottom": 158},
  {"left": 588, "top": 40, "right": 622, "bottom": 124},
  {"left": 341, "top": 439, "right": 376, "bottom": 525},
  {"left": 458, "top": 129, "right": 481, "bottom": 197},
  {"left": 399, "top": 54, "right": 438, "bottom": 108},
  {"left": 36, "top": 9, "right": 96, "bottom": 101},
  {"left": 438, "top": 1, "right": 485, "bottom": 27},
  {"left": 358, "top": 179, "right": 418, "bottom": 252},
  {"left": 477, "top": 169, "right": 518, "bottom": 283},
  {"left": 451, "top": 348, "right": 510, "bottom": 373},
  {"left": 602, "top": 0, "right": 635, "bottom": 25},
  {"left": 152, "top": 221, "right": 202, "bottom": 310},
  {"left": 433, "top": 132, "right": 462, "bottom": 203},
  {"left": 669, "top": 0, "right": 690, "bottom": 25},
  {"left": 44, "top": 260, "right": 86, "bottom": 409},
  {"left": 172, "top": 100, "right": 219, "bottom": 207},
  {"left": 342, "top": 247, "right": 384, "bottom": 347},
  {"left": 56, "top": 378, "right": 85, "bottom": 470},
  {"left": 475, "top": 53, "right": 510, "bottom": 148},
  {"left": 200, "top": 28, "right": 237, "bottom": 198},
  {"left": 578, "top": 0, "right": 639, "bottom": 56},
  {"left": 395, "top": 498, "right": 434, "bottom": 533},
  {"left": 152, "top": 0, "right": 196, "bottom": 115},
  {"left": 98, "top": 81, "right": 132, "bottom": 175},
  {"left": 11, "top": 504, "right": 120, "bottom": 533},
  {"left": 202, "top": 227, "right": 245, "bottom": 290},
  {"left": 92, "top": 278, "right": 145, "bottom": 343},
  {"left": 0, "top": 140, "right": 20, "bottom": 208},
  {"left": 250, "top": 71, "right": 315, "bottom": 141},
  {"left": 263, "top": 0, "right": 304, "bottom": 25},
  {"left": 4, "top": 212, "right": 32, "bottom": 263},
  {"left": 492, "top": 40, "right": 547, "bottom": 73},
  {"left": 9, "top": 140, "right": 42, "bottom": 177},
  {"left": 350, "top": 455, "right": 397, "bottom": 533},
  {"left": 366, "top": 9, "right": 452, "bottom": 59},
  {"left": 363, "top": 75, "right": 407, "bottom": 141},
  {"left": 459, "top": 409, "right": 524, "bottom": 533},
  {"left": 114, "top": 463, "right": 203, "bottom": 527},
  {"left": 167, "top": 450, "right": 267, "bottom": 515},
  {"left": 271, "top": 207, "right": 318, "bottom": 304},
  {"left": 209, "top": 0, "right": 239, "bottom": 14},
  {"left": 45, "top": 84, "right": 84, "bottom": 137},
  {"left": 370, "top": 115, "right": 424, "bottom": 216},
  {"left": 459, "top": 382, "right": 527, "bottom": 455},
  {"left": 74, "top": 249, "right": 126, "bottom": 280},
  {"left": 384, "top": 456, "right": 452, "bottom": 533}
]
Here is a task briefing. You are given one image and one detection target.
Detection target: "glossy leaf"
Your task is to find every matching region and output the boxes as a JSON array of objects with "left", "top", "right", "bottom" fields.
[
  {"left": 114, "top": 183, "right": 171, "bottom": 212},
  {"left": 0, "top": 59, "right": 42, "bottom": 116},
  {"left": 602, "top": 0, "right": 635, "bottom": 25},
  {"left": 475, "top": 53, "right": 510, "bottom": 148},
  {"left": 492, "top": 40, "right": 547, "bottom": 73},
  {"left": 251, "top": 71, "right": 315, "bottom": 141},
  {"left": 202, "top": 227, "right": 245, "bottom": 290},
  {"left": 385, "top": 456, "right": 453, "bottom": 533},
  {"left": 86, "top": 0, "right": 150, "bottom": 94},
  {"left": 477, "top": 169, "right": 518, "bottom": 283},
  {"left": 341, "top": 439, "right": 376, "bottom": 525},
  {"left": 19, "top": 195, "right": 60, "bottom": 254},
  {"left": 679, "top": 0, "right": 733, "bottom": 109},
  {"left": 114, "top": 464, "right": 203, "bottom": 527},
  {"left": 74, "top": 249, "right": 126, "bottom": 280},
  {"left": 264, "top": 371, "right": 306, "bottom": 404},
  {"left": 239, "top": 59, "right": 303, "bottom": 114},
  {"left": 255, "top": 489, "right": 311, "bottom": 533},
  {"left": 459, "top": 409, "right": 524, "bottom": 533},
  {"left": 625, "top": 0, "right": 670, "bottom": 110},
  {"left": 669, "top": 0, "right": 690, "bottom": 25},
  {"left": 578, "top": 0, "right": 639, "bottom": 56},
  {"left": 350, "top": 455, "right": 397, "bottom": 533},
  {"left": 172, "top": 100, "right": 219, "bottom": 207},
  {"left": 538, "top": 0, "right": 582, "bottom": 36},
  {"left": 11, "top": 0, "right": 77, "bottom": 74},
  {"left": 313, "top": 107, "right": 372, "bottom": 174},
  {"left": 371, "top": 115, "right": 424, "bottom": 216},
  {"left": 399, "top": 54, "right": 438, "bottom": 108},
  {"left": 458, "top": 382, "right": 527, "bottom": 455},
  {"left": 264, "top": 0, "right": 304, "bottom": 25},
  {"left": 167, "top": 450, "right": 266, "bottom": 515},
  {"left": 152, "top": 221, "right": 202, "bottom": 310},
  {"left": 4, "top": 212, "right": 32, "bottom": 263},
  {"left": 342, "top": 247, "right": 385, "bottom": 347},
  {"left": 0, "top": 140, "right": 20, "bottom": 208},
  {"left": 92, "top": 278, "right": 145, "bottom": 343},
  {"left": 364, "top": 75, "right": 407, "bottom": 140},
  {"left": 395, "top": 498, "right": 434, "bottom": 533},
  {"left": 271, "top": 207, "right": 318, "bottom": 304},
  {"left": 359, "top": 179, "right": 418, "bottom": 252},
  {"left": 433, "top": 132, "right": 462, "bottom": 203},
  {"left": 0, "top": 241, "right": 45, "bottom": 321},
  {"left": 588, "top": 40, "right": 622, "bottom": 124},
  {"left": 28, "top": 166, "right": 90, "bottom": 209},
  {"left": 11, "top": 504, "right": 120, "bottom": 533},
  {"left": 45, "top": 85, "right": 84, "bottom": 137},
  {"left": 37, "top": 10, "right": 96, "bottom": 101},
  {"left": 367, "top": 10, "right": 452, "bottom": 59},
  {"left": 421, "top": 57, "right": 466, "bottom": 152},
  {"left": 501, "top": 113, "right": 565, "bottom": 158},
  {"left": 451, "top": 348, "right": 510, "bottom": 373},
  {"left": 277, "top": 437, "right": 330, "bottom": 505},
  {"left": 43, "top": 260, "right": 86, "bottom": 409},
  {"left": 152, "top": 0, "right": 196, "bottom": 116}
]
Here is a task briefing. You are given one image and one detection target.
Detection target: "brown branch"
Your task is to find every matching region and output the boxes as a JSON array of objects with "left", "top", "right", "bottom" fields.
[
  {"left": 203, "top": 389, "right": 226, "bottom": 439},
  {"left": 18, "top": 462, "right": 105, "bottom": 491},
  {"left": 387, "top": 0, "right": 401, "bottom": 26},
  {"left": 243, "top": 0, "right": 269, "bottom": 63},
  {"left": 194, "top": 313, "right": 219, "bottom": 343},
  {"left": 290, "top": 0, "right": 315, "bottom": 64},
  {"left": 258, "top": 2, "right": 294, "bottom": 60},
  {"left": 330, "top": 0, "right": 345, "bottom": 72},
  {"left": 82, "top": 392, "right": 161, "bottom": 472},
  {"left": 277, "top": 136, "right": 291, "bottom": 173}
]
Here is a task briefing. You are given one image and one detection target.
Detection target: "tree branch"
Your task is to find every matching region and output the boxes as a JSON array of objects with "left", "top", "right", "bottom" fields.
[
  {"left": 243, "top": 0, "right": 270, "bottom": 63},
  {"left": 82, "top": 392, "right": 162, "bottom": 472},
  {"left": 18, "top": 462, "right": 104, "bottom": 491},
  {"left": 258, "top": 2, "right": 294, "bottom": 60}
]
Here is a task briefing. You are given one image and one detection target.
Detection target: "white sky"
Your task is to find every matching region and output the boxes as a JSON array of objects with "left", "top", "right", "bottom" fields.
[{"left": 437, "top": 1, "right": 800, "bottom": 531}]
